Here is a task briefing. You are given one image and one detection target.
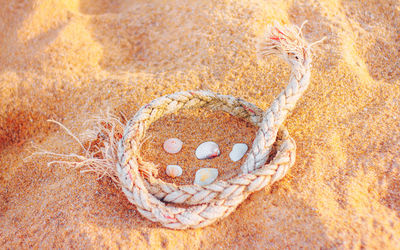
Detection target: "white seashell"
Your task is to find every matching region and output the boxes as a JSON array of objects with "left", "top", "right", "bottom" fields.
[
  {"left": 195, "top": 141, "right": 220, "bottom": 160},
  {"left": 229, "top": 143, "right": 248, "bottom": 162},
  {"left": 166, "top": 165, "right": 183, "bottom": 178},
  {"left": 194, "top": 168, "right": 218, "bottom": 186},
  {"left": 163, "top": 138, "right": 183, "bottom": 154}
]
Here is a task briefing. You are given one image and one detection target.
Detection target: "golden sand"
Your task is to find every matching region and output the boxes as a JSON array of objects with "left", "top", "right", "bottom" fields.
[{"left": 1, "top": 0, "right": 400, "bottom": 248}]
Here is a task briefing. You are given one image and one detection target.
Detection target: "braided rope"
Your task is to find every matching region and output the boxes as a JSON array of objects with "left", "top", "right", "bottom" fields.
[{"left": 117, "top": 23, "right": 313, "bottom": 229}]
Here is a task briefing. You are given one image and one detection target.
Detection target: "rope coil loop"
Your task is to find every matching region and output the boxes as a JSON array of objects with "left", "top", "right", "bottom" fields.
[{"left": 117, "top": 23, "right": 313, "bottom": 229}]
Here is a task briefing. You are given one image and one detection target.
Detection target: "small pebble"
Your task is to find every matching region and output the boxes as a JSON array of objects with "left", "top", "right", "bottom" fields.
[
  {"left": 229, "top": 143, "right": 248, "bottom": 162},
  {"left": 194, "top": 168, "right": 218, "bottom": 186},
  {"left": 195, "top": 141, "right": 220, "bottom": 160},
  {"left": 166, "top": 165, "right": 183, "bottom": 178},
  {"left": 163, "top": 138, "right": 183, "bottom": 154}
]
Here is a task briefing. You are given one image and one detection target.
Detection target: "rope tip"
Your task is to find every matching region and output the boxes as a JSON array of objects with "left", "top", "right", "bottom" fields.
[{"left": 256, "top": 22, "right": 311, "bottom": 67}]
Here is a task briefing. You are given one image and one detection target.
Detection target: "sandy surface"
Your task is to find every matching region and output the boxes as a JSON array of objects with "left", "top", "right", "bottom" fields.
[
  {"left": 141, "top": 109, "right": 259, "bottom": 186},
  {"left": 1, "top": 0, "right": 400, "bottom": 248}
]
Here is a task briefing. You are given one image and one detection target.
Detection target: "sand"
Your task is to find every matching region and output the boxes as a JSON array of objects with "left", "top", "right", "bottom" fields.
[
  {"left": 1, "top": 0, "right": 400, "bottom": 248},
  {"left": 141, "top": 109, "right": 259, "bottom": 186}
]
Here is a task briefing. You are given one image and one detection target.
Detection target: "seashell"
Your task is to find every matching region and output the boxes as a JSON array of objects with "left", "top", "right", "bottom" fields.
[
  {"left": 194, "top": 168, "right": 218, "bottom": 186},
  {"left": 166, "top": 165, "right": 183, "bottom": 178},
  {"left": 195, "top": 141, "right": 220, "bottom": 160},
  {"left": 229, "top": 143, "right": 248, "bottom": 162},
  {"left": 163, "top": 138, "right": 183, "bottom": 154}
]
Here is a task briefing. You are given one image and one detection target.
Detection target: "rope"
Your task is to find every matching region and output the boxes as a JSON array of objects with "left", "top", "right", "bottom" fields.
[{"left": 117, "top": 23, "right": 313, "bottom": 229}]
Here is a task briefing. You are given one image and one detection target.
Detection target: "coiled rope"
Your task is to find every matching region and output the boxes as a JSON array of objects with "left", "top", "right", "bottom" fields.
[{"left": 117, "top": 23, "right": 315, "bottom": 229}]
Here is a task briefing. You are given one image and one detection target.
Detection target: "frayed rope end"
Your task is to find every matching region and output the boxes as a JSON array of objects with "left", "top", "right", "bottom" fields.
[
  {"left": 256, "top": 21, "right": 324, "bottom": 67},
  {"left": 30, "top": 111, "right": 158, "bottom": 186}
]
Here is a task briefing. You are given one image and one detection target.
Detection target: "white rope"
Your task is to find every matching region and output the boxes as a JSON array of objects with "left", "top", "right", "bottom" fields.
[{"left": 117, "top": 23, "right": 315, "bottom": 229}]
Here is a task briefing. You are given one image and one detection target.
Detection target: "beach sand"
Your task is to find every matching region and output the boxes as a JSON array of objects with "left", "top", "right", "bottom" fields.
[{"left": 1, "top": 0, "right": 400, "bottom": 248}]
